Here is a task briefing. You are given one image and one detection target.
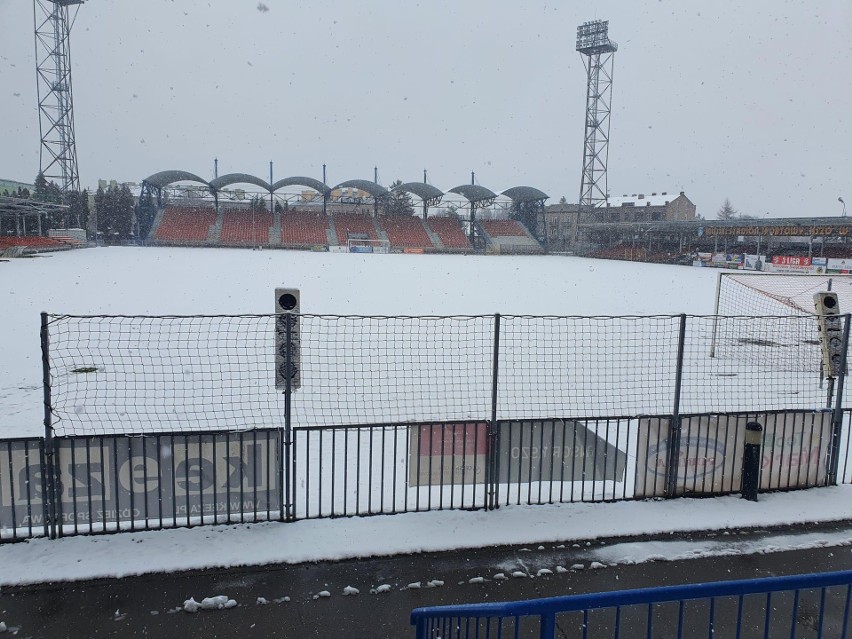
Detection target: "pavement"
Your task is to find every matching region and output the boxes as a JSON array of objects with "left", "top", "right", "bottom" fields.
[{"left": 2, "top": 520, "right": 852, "bottom": 638}]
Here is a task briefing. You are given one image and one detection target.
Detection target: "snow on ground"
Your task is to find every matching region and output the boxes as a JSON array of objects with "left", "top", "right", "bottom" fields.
[
  {"left": 5, "top": 248, "right": 844, "bottom": 589},
  {"left": 0, "top": 247, "right": 720, "bottom": 438},
  {"left": 1, "top": 484, "right": 852, "bottom": 587}
]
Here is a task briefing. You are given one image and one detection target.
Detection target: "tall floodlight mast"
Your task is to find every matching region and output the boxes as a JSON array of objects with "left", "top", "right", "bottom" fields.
[
  {"left": 576, "top": 20, "right": 617, "bottom": 211},
  {"left": 33, "top": 0, "right": 83, "bottom": 199}
]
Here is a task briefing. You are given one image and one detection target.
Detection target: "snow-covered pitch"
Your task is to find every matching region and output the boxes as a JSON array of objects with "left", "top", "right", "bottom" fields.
[{"left": 4, "top": 247, "right": 722, "bottom": 439}]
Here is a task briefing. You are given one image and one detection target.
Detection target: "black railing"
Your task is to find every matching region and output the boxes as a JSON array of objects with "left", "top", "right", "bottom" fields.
[{"left": 2, "top": 313, "right": 852, "bottom": 541}]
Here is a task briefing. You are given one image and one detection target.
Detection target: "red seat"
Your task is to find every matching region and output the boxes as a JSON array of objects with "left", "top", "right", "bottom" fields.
[
  {"left": 156, "top": 206, "right": 216, "bottom": 243},
  {"left": 221, "top": 209, "right": 273, "bottom": 245},
  {"left": 481, "top": 220, "right": 528, "bottom": 237},
  {"left": 379, "top": 216, "right": 434, "bottom": 250},
  {"left": 335, "top": 213, "right": 377, "bottom": 245},
  {"left": 427, "top": 217, "right": 471, "bottom": 250},
  {"left": 281, "top": 210, "right": 329, "bottom": 246}
]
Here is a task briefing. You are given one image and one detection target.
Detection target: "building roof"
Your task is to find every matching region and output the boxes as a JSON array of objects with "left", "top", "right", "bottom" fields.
[
  {"left": 501, "top": 186, "right": 549, "bottom": 203},
  {"left": 606, "top": 192, "right": 683, "bottom": 207},
  {"left": 447, "top": 184, "right": 497, "bottom": 204}
]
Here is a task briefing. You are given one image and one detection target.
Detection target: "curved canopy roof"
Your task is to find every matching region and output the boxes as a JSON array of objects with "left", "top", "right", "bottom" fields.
[
  {"left": 394, "top": 182, "right": 444, "bottom": 203},
  {"left": 448, "top": 184, "right": 497, "bottom": 203},
  {"left": 272, "top": 177, "right": 331, "bottom": 195},
  {"left": 501, "top": 186, "right": 549, "bottom": 202},
  {"left": 143, "top": 170, "right": 210, "bottom": 189},
  {"left": 209, "top": 173, "right": 271, "bottom": 192},
  {"left": 333, "top": 180, "right": 389, "bottom": 199}
]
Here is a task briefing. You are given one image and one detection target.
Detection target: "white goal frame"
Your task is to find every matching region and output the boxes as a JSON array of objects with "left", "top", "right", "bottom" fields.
[
  {"left": 347, "top": 238, "right": 390, "bottom": 254},
  {"left": 709, "top": 272, "right": 852, "bottom": 357}
]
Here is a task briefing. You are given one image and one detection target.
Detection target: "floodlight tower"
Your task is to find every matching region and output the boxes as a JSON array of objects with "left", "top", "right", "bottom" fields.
[
  {"left": 33, "top": 0, "right": 83, "bottom": 199},
  {"left": 576, "top": 20, "right": 617, "bottom": 211}
]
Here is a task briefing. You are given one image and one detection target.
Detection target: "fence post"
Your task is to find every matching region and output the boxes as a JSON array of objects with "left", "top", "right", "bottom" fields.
[
  {"left": 282, "top": 311, "right": 294, "bottom": 521},
  {"left": 828, "top": 313, "right": 851, "bottom": 485},
  {"left": 40, "top": 312, "right": 57, "bottom": 539},
  {"left": 487, "top": 313, "right": 501, "bottom": 510},
  {"left": 665, "top": 314, "right": 687, "bottom": 498}
]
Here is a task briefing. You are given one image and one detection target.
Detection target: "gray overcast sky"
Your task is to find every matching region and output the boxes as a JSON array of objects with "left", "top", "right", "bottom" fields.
[{"left": 1, "top": 0, "right": 850, "bottom": 218}]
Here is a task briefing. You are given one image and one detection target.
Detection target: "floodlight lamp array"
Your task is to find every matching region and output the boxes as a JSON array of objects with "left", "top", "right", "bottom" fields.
[{"left": 576, "top": 20, "right": 618, "bottom": 54}]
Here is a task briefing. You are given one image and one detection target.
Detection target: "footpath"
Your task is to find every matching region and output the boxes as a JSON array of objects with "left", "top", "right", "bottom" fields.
[{"left": 2, "top": 487, "right": 852, "bottom": 637}]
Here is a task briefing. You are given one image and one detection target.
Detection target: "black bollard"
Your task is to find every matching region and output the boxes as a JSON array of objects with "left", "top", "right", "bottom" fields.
[{"left": 742, "top": 422, "right": 763, "bottom": 502}]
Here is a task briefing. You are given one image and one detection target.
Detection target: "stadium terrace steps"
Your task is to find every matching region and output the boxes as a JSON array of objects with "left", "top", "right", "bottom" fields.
[
  {"left": 326, "top": 215, "right": 339, "bottom": 246},
  {"left": 210, "top": 210, "right": 223, "bottom": 243},
  {"left": 422, "top": 218, "right": 444, "bottom": 249},
  {"left": 269, "top": 210, "right": 282, "bottom": 246},
  {"left": 148, "top": 207, "right": 166, "bottom": 243},
  {"left": 154, "top": 206, "right": 217, "bottom": 244},
  {"left": 379, "top": 215, "right": 436, "bottom": 250},
  {"left": 426, "top": 216, "right": 471, "bottom": 251}
]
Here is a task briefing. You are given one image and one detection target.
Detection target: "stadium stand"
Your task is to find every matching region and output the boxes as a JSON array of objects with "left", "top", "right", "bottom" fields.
[
  {"left": 280, "top": 210, "right": 330, "bottom": 247},
  {"left": 0, "top": 236, "right": 71, "bottom": 250},
  {"left": 379, "top": 215, "right": 435, "bottom": 250},
  {"left": 426, "top": 216, "right": 471, "bottom": 251},
  {"left": 155, "top": 206, "right": 216, "bottom": 244},
  {"left": 221, "top": 209, "right": 273, "bottom": 245},
  {"left": 481, "top": 220, "right": 528, "bottom": 237},
  {"left": 590, "top": 243, "right": 648, "bottom": 261},
  {"left": 335, "top": 212, "right": 377, "bottom": 245},
  {"left": 481, "top": 219, "right": 543, "bottom": 254}
]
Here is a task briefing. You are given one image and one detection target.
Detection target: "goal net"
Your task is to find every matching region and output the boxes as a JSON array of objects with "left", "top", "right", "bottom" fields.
[
  {"left": 714, "top": 273, "right": 852, "bottom": 316},
  {"left": 710, "top": 273, "right": 852, "bottom": 369},
  {"left": 347, "top": 238, "right": 390, "bottom": 254}
]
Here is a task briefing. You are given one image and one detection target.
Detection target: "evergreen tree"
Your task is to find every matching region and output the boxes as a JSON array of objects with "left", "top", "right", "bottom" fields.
[
  {"left": 382, "top": 180, "right": 414, "bottom": 216},
  {"left": 717, "top": 198, "right": 738, "bottom": 220},
  {"left": 34, "top": 172, "right": 49, "bottom": 201},
  {"left": 115, "top": 184, "right": 135, "bottom": 240}
]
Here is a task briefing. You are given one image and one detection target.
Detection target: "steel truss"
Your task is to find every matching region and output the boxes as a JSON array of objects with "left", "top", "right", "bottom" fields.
[{"left": 33, "top": 0, "right": 83, "bottom": 199}]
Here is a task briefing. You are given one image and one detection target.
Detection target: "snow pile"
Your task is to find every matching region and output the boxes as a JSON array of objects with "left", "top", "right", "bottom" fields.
[
  {"left": 312, "top": 590, "right": 331, "bottom": 600},
  {"left": 183, "top": 595, "right": 236, "bottom": 612},
  {"left": 371, "top": 585, "right": 392, "bottom": 594},
  {"left": 342, "top": 586, "right": 359, "bottom": 596}
]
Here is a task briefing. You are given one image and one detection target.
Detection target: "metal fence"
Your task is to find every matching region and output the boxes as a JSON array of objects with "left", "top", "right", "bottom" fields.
[
  {"left": 2, "top": 312, "right": 851, "bottom": 541},
  {"left": 41, "top": 313, "right": 849, "bottom": 435},
  {"left": 410, "top": 569, "right": 852, "bottom": 638}
]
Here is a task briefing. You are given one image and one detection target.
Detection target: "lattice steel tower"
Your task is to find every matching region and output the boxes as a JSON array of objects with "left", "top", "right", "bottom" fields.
[
  {"left": 576, "top": 20, "right": 617, "bottom": 210},
  {"left": 33, "top": 0, "right": 83, "bottom": 198}
]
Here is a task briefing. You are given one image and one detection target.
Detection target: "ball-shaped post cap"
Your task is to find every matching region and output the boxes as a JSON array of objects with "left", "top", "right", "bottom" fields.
[
  {"left": 278, "top": 293, "right": 298, "bottom": 310},
  {"left": 745, "top": 421, "right": 763, "bottom": 446}
]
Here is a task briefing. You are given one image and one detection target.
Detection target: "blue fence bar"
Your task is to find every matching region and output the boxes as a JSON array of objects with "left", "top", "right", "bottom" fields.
[{"left": 411, "top": 570, "right": 852, "bottom": 638}]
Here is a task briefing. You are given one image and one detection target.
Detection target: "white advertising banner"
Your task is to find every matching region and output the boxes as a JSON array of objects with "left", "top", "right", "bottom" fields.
[{"left": 635, "top": 412, "right": 832, "bottom": 498}]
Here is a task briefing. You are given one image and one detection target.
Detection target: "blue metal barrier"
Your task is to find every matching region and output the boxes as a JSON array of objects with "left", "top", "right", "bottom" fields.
[{"left": 411, "top": 570, "right": 852, "bottom": 638}]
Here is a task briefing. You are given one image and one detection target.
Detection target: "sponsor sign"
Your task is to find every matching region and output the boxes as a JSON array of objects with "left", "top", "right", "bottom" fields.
[
  {"left": 0, "top": 433, "right": 279, "bottom": 530},
  {"left": 827, "top": 258, "right": 852, "bottom": 274},
  {"left": 772, "top": 256, "right": 812, "bottom": 267},
  {"left": 743, "top": 254, "right": 767, "bottom": 271},
  {"left": 635, "top": 412, "right": 831, "bottom": 498},
  {"left": 408, "top": 423, "right": 488, "bottom": 486},
  {"left": 703, "top": 225, "right": 852, "bottom": 238},
  {"left": 497, "top": 420, "right": 627, "bottom": 483}
]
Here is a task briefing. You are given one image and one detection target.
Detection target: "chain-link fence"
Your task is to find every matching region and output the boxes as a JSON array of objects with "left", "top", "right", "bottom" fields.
[{"left": 44, "top": 313, "right": 849, "bottom": 436}]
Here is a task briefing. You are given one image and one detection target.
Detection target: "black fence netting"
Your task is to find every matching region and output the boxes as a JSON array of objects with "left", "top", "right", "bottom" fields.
[{"left": 44, "top": 313, "right": 847, "bottom": 436}]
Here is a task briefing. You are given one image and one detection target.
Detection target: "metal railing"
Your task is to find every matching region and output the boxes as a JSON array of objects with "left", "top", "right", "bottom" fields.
[
  {"left": 410, "top": 570, "right": 852, "bottom": 638},
  {"left": 3, "top": 312, "right": 852, "bottom": 541}
]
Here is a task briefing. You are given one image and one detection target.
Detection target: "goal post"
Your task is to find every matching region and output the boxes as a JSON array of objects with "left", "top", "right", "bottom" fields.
[
  {"left": 347, "top": 238, "right": 390, "bottom": 254},
  {"left": 709, "top": 272, "right": 852, "bottom": 357}
]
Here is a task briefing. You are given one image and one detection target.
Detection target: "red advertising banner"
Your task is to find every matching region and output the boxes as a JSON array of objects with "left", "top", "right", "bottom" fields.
[{"left": 771, "top": 256, "right": 812, "bottom": 266}]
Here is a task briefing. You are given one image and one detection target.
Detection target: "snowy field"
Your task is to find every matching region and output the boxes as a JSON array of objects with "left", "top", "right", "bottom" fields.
[
  {"left": 1, "top": 247, "right": 724, "bottom": 439},
  {"left": 2, "top": 248, "right": 851, "bottom": 586}
]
